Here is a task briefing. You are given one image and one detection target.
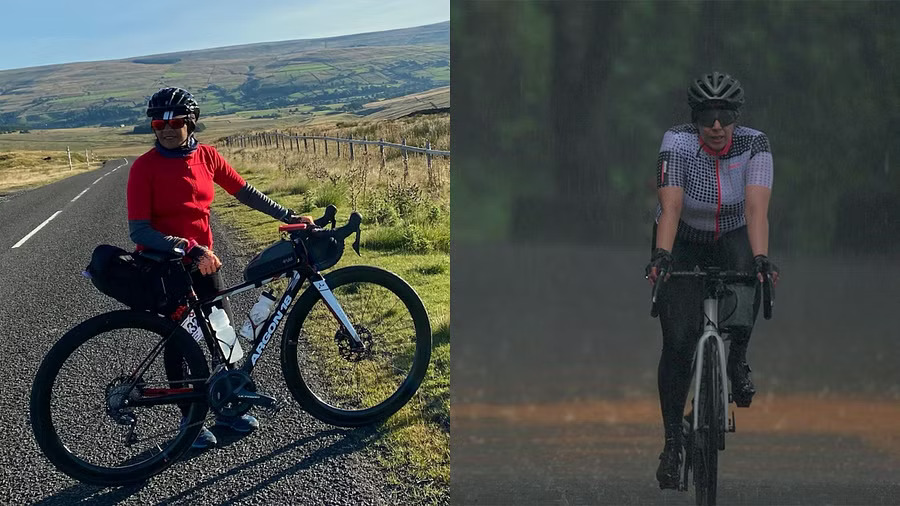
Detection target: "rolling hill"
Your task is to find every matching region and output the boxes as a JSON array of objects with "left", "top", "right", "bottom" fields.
[{"left": 0, "top": 21, "right": 448, "bottom": 129}]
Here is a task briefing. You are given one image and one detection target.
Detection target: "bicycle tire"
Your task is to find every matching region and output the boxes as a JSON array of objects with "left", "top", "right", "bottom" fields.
[
  {"left": 693, "top": 340, "right": 721, "bottom": 505},
  {"left": 280, "top": 265, "right": 432, "bottom": 427},
  {"left": 30, "top": 310, "right": 209, "bottom": 486}
]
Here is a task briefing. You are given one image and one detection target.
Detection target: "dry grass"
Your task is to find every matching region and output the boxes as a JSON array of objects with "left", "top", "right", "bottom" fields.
[{"left": 0, "top": 150, "right": 103, "bottom": 193}]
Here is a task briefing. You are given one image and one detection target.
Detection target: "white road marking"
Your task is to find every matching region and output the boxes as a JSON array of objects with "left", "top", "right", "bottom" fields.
[
  {"left": 70, "top": 188, "right": 90, "bottom": 202},
  {"left": 9, "top": 158, "right": 130, "bottom": 248},
  {"left": 12, "top": 211, "right": 62, "bottom": 249}
]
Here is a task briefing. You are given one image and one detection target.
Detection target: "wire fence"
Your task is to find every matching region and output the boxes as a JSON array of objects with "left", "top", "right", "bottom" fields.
[{"left": 217, "top": 131, "right": 450, "bottom": 173}]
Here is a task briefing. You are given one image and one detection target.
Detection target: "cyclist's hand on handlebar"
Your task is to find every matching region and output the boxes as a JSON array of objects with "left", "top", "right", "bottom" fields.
[
  {"left": 188, "top": 245, "right": 222, "bottom": 275},
  {"left": 754, "top": 254, "right": 779, "bottom": 286},
  {"left": 645, "top": 248, "right": 673, "bottom": 284},
  {"left": 283, "top": 209, "right": 315, "bottom": 226}
]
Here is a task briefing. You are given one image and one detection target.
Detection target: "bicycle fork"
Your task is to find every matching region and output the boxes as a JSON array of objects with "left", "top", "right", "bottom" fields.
[
  {"left": 311, "top": 276, "right": 362, "bottom": 346},
  {"left": 691, "top": 296, "right": 734, "bottom": 436}
]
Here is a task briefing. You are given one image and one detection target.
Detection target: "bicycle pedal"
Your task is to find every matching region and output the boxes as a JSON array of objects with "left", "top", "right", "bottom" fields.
[
  {"left": 728, "top": 411, "right": 736, "bottom": 433},
  {"left": 263, "top": 401, "right": 283, "bottom": 417}
]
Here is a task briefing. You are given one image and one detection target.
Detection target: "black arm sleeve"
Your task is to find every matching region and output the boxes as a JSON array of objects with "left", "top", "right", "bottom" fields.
[
  {"left": 234, "top": 183, "right": 291, "bottom": 221},
  {"left": 128, "top": 220, "right": 187, "bottom": 253}
]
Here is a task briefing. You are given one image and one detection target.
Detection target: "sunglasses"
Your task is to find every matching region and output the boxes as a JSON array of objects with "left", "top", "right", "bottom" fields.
[
  {"left": 695, "top": 108, "right": 739, "bottom": 128},
  {"left": 151, "top": 117, "right": 187, "bottom": 130}
]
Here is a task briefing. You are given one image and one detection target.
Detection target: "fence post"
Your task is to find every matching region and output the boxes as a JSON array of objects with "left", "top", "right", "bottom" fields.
[
  {"left": 324, "top": 136, "right": 328, "bottom": 157},
  {"left": 67, "top": 146, "right": 73, "bottom": 171},
  {"left": 379, "top": 138, "right": 385, "bottom": 170},
  {"left": 364, "top": 136, "right": 368, "bottom": 154},
  {"left": 337, "top": 135, "right": 341, "bottom": 158},
  {"left": 349, "top": 135, "right": 354, "bottom": 161},
  {"left": 304, "top": 135, "right": 308, "bottom": 152},
  {"left": 426, "top": 140, "right": 433, "bottom": 187},
  {"left": 402, "top": 137, "right": 409, "bottom": 183}
]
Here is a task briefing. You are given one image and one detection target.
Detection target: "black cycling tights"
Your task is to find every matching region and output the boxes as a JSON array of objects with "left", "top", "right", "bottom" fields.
[
  {"left": 163, "top": 270, "right": 235, "bottom": 417},
  {"left": 653, "top": 224, "right": 757, "bottom": 442}
]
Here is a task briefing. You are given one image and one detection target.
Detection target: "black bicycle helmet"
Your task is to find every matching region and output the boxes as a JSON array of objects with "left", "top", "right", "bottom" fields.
[
  {"left": 687, "top": 72, "right": 744, "bottom": 110},
  {"left": 146, "top": 87, "right": 200, "bottom": 120}
]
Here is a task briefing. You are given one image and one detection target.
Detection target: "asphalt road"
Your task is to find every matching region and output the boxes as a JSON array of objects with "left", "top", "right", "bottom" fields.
[
  {"left": 0, "top": 159, "right": 392, "bottom": 505},
  {"left": 451, "top": 243, "right": 900, "bottom": 505}
]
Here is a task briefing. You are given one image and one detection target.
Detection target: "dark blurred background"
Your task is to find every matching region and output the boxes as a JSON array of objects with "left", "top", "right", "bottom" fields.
[
  {"left": 451, "top": 1, "right": 900, "bottom": 504},
  {"left": 453, "top": 0, "right": 900, "bottom": 253}
]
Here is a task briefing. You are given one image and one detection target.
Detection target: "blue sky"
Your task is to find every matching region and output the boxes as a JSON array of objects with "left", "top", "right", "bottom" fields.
[{"left": 0, "top": 0, "right": 449, "bottom": 71}]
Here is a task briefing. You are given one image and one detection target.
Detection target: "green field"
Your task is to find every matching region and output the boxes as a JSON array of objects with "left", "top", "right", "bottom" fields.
[{"left": 0, "top": 22, "right": 449, "bottom": 130}]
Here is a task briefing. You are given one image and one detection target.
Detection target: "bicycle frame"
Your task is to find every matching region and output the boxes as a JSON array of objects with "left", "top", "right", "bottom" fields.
[{"left": 181, "top": 260, "right": 359, "bottom": 375}]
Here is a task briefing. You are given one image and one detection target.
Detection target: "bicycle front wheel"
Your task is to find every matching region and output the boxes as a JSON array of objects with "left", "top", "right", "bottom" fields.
[
  {"left": 30, "top": 310, "right": 209, "bottom": 486},
  {"left": 693, "top": 340, "right": 722, "bottom": 505},
  {"left": 281, "top": 266, "right": 432, "bottom": 427}
]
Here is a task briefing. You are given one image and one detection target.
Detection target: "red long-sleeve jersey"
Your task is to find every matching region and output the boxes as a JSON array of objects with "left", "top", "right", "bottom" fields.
[{"left": 126, "top": 144, "right": 245, "bottom": 250}]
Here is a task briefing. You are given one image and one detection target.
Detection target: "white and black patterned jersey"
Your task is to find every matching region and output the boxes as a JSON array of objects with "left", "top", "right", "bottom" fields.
[{"left": 655, "top": 123, "right": 773, "bottom": 243}]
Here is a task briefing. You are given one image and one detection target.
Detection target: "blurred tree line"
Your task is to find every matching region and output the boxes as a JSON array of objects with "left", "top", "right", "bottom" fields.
[{"left": 453, "top": 1, "right": 900, "bottom": 255}]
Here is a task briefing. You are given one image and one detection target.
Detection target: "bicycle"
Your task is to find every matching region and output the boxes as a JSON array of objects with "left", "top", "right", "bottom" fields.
[
  {"left": 650, "top": 266, "right": 774, "bottom": 505},
  {"left": 30, "top": 206, "right": 432, "bottom": 486}
]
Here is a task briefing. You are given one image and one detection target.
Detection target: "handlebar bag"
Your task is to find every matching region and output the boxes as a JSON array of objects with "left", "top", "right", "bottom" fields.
[
  {"left": 718, "top": 283, "right": 758, "bottom": 333},
  {"left": 303, "top": 234, "right": 344, "bottom": 271}
]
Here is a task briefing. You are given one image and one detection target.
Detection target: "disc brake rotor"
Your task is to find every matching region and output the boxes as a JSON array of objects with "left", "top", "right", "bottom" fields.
[{"left": 335, "top": 325, "right": 374, "bottom": 362}]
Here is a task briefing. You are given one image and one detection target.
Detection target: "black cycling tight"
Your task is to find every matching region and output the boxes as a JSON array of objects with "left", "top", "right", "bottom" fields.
[
  {"left": 652, "top": 224, "right": 757, "bottom": 441},
  {"left": 164, "top": 270, "right": 235, "bottom": 416}
]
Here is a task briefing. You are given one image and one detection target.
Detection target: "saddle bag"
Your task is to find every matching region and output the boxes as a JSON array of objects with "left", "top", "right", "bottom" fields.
[{"left": 85, "top": 245, "right": 192, "bottom": 314}]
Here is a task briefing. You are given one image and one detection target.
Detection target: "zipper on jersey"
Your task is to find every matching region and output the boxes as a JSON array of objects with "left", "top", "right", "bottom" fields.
[{"left": 714, "top": 155, "right": 721, "bottom": 241}]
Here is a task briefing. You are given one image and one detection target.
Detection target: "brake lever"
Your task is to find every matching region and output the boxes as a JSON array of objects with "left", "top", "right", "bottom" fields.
[
  {"left": 315, "top": 205, "right": 338, "bottom": 229},
  {"left": 349, "top": 212, "right": 362, "bottom": 256}
]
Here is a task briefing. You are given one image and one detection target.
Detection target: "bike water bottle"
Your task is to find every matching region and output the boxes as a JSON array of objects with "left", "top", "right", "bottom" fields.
[
  {"left": 239, "top": 291, "right": 277, "bottom": 340},
  {"left": 209, "top": 307, "right": 244, "bottom": 364}
]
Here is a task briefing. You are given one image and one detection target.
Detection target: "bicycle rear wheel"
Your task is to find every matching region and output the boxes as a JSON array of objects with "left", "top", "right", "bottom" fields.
[
  {"left": 692, "top": 340, "right": 722, "bottom": 505},
  {"left": 281, "top": 266, "right": 432, "bottom": 426},
  {"left": 30, "top": 310, "right": 209, "bottom": 486}
]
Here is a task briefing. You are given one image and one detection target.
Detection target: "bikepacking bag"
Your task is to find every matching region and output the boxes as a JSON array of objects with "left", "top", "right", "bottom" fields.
[
  {"left": 718, "top": 283, "right": 757, "bottom": 332},
  {"left": 85, "top": 245, "right": 192, "bottom": 314},
  {"left": 303, "top": 234, "right": 344, "bottom": 271}
]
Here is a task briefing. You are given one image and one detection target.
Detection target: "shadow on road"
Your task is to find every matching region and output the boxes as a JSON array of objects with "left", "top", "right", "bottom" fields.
[{"left": 33, "top": 426, "right": 378, "bottom": 506}]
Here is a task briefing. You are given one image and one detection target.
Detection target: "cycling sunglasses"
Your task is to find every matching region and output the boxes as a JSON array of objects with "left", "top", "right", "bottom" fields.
[
  {"left": 695, "top": 108, "right": 739, "bottom": 128},
  {"left": 151, "top": 117, "right": 187, "bottom": 130}
]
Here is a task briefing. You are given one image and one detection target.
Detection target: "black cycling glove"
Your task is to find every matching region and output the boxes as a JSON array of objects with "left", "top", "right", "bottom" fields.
[
  {"left": 754, "top": 254, "right": 778, "bottom": 280},
  {"left": 645, "top": 248, "right": 673, "bottom": 281}
]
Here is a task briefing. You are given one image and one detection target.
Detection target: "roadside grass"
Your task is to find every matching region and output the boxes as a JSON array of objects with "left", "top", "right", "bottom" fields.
[
  {"left": 0, "top": 150, "right": 104, "bottom": 193},
  {"left": 210, "top": 113, "right": 449, "bottom": 504}
]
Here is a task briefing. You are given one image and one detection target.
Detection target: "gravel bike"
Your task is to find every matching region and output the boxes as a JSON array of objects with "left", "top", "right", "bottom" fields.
[
  {"left": 651, "top": 266, "right": 774, "bottom": 505},
  {"left": 30, "top": 206, "right": 432, "bottom": 486}
]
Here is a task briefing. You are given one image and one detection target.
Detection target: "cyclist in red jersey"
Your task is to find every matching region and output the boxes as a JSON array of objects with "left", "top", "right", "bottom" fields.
[
  {"left": 645, "top": 73, "right": 780, "bottom": 488},
  {"left": 127, "top": 87, "right": 313, "bottom": 449}
]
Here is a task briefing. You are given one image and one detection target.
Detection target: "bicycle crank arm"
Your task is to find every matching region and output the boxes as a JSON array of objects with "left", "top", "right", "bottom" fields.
[{"left": 235, "top": 389, "right": 278, "bottom": 408}]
